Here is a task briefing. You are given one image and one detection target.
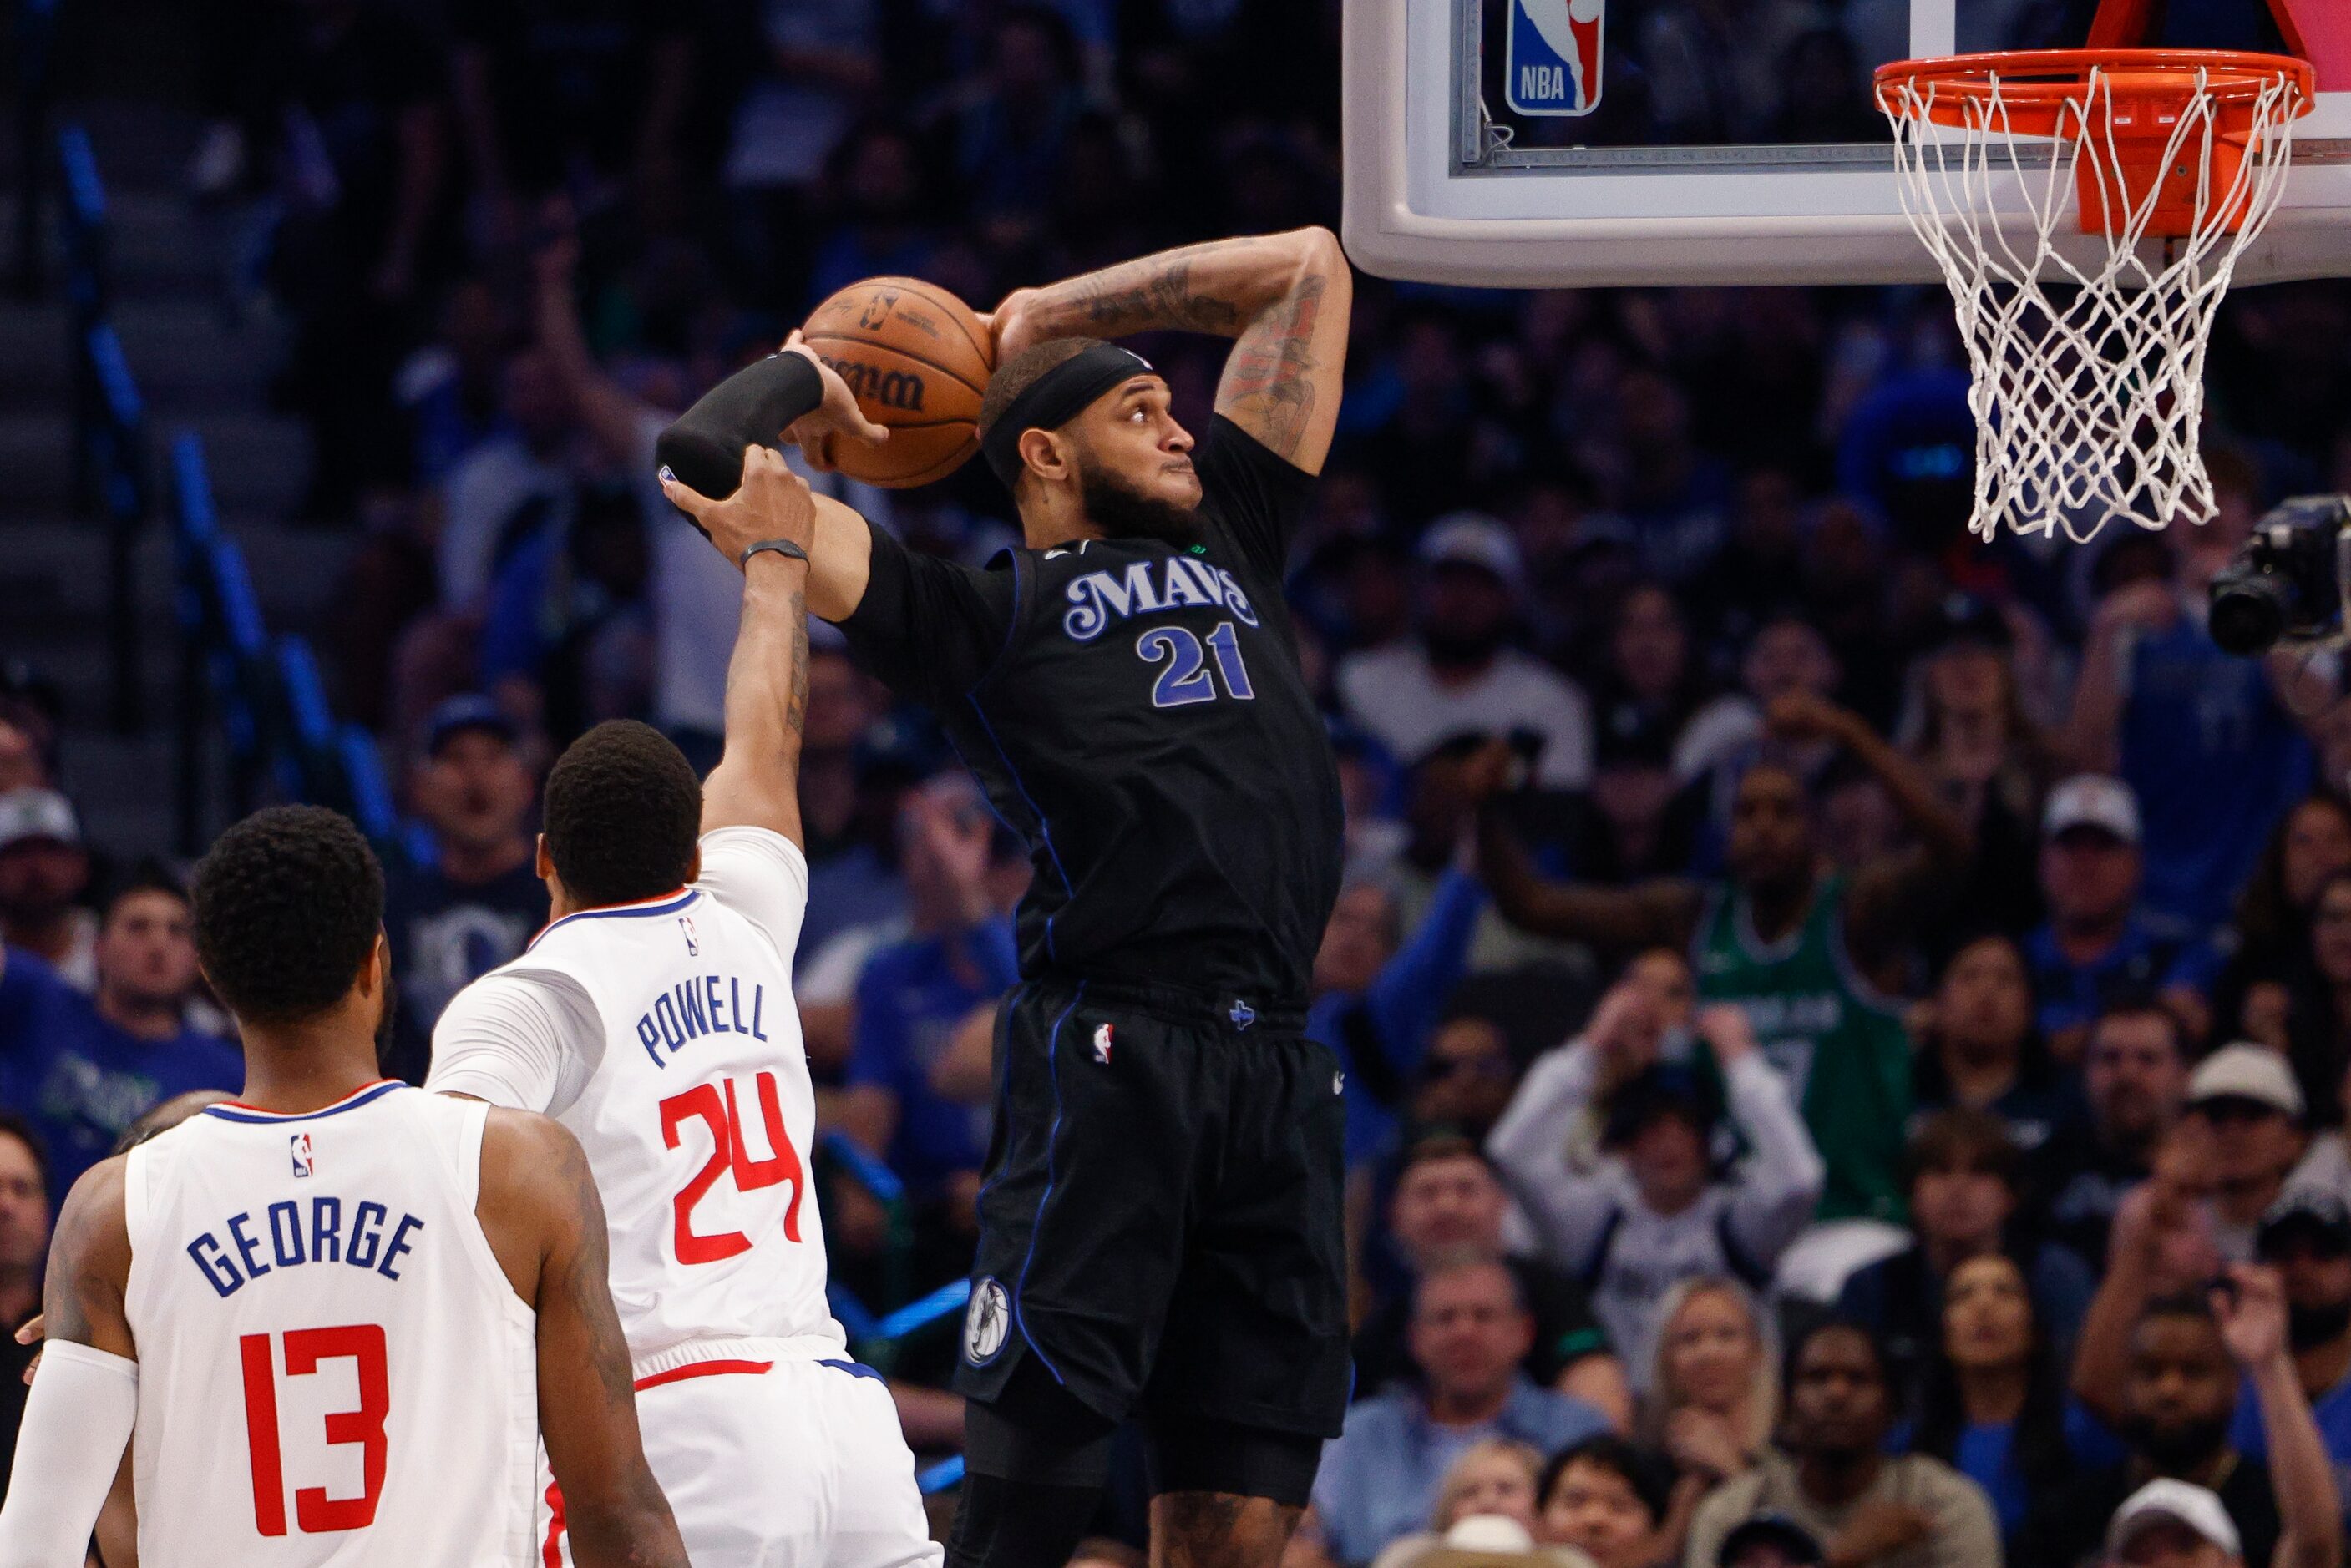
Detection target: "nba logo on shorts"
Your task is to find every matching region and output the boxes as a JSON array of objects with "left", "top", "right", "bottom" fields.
[
  {"left": 1505, "top": 0, "right": 1604, "bottom": 117},
  {"left": 290, "top": 1131, "right": 315, "bottom": 1178}
]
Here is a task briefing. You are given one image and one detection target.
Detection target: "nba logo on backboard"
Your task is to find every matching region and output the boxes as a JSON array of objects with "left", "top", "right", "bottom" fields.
[
  {"left": 290, "top": 1132, "right": 314, "bottom": 1178},
  {"left": 1506, "top": 0, "right": 1603, "bottom": 117}
]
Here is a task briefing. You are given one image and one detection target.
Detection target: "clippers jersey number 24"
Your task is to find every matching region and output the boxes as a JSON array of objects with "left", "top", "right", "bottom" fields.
[{"left": 659, "top": 1072, "right": 807, "bottom": 1265}]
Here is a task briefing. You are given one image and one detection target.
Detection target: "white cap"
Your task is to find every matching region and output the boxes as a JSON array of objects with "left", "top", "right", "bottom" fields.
[
  {"left": 1420, "top": 512, "right": 1525, "bottom": 594},
  {"left": 2188, "top": 1042, "right": 2304, "bottom": 1120},
  {"left": 2044, "top": 774, "right": 2141, "bottom": 844},
  {"left": 2104, "top": 1479, "right": 2242, "bottom": 1561},
  {"left": 1417, "top": 1515, "right": 1596, "bottom": 1568},
  {"left": 0, "top": 787, "right": 79, "bottom": 852}
]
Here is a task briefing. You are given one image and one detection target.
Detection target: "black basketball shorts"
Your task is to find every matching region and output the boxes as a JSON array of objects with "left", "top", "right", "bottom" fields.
[{"left": 952, "top": 978, "right": 1352, "bottom": 1440}]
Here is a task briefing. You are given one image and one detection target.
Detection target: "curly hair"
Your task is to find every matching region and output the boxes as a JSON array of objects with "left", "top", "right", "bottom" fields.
[
  {"left": 191, "top": 805, "right": 383, "bottom": 1024},
  {"left": 541, "top": 720, "right": 701, "bottom": 909},
  {"left": 977, "top": 337, "right": 1105, "bottom": 440}
]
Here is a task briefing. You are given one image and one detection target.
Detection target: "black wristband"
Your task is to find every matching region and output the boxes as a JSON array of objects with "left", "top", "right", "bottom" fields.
[
  {"left": 654, "top": 351, "right": 824, "bottom": 507},
  {"left": 740, "top": 539, "right": 810, "bottom": 568}
]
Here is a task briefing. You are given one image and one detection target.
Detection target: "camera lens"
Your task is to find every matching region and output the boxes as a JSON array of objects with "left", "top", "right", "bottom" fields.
[{"left": 2209, "top": 570, "right": 2293, "bottom": 657}]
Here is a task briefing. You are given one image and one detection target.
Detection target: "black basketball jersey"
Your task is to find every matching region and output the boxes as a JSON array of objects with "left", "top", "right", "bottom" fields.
[{"left": 836, "top": 416, "right": 1344, "bottom": 1011}]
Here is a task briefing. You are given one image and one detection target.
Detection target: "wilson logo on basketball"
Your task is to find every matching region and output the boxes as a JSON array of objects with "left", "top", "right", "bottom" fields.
[{"left": 821, "top": 357, "right": 927, "bottom": 412}]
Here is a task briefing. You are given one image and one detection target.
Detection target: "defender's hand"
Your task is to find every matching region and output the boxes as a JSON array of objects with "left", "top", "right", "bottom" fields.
[
  {"left": 778, "top": 334, "right": 889, "bottom": 473},
  {"left": 661, "top": 445, "right": 816, "bottom": 569}
]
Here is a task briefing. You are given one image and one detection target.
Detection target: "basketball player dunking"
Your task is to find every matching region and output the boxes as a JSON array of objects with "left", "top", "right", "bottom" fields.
[
  {"left": 428, "top": 448, "right": 939, "bottom": 1567},
  {"left": 664, "top": 225, "right": 1355, "bottom": 1568},
  {"left": 0, "top": 805, "right": 686, "bottom": 1566}
]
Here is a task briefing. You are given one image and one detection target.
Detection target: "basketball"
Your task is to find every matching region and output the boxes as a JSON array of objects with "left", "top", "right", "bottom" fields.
[{"left": 799, "top": 276, "right": 994, "bottom": 488}]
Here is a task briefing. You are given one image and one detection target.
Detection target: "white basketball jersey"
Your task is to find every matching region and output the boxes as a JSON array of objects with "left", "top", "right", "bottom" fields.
[
  {"left": 121, "top": 1084, "right": 537, "bottom": 1566},
  {"left": 489, "top": 837, "right": 840, "bottom": 1365}
]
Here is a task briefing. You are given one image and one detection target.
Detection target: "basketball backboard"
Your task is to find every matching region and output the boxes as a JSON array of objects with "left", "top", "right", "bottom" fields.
[{"left": 1340, "top": 0, "right": 2351, "bottom": 286}]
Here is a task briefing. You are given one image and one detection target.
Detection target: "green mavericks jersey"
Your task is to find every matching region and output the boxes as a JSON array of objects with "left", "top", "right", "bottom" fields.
[{"left": 1692, "top": 874, "right": 1912, "bottom": 1223}]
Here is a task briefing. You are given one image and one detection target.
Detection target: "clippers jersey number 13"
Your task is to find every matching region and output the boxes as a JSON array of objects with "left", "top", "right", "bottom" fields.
[{"left": 239, "top": 1323, "right": 391, "bottom": 1536}]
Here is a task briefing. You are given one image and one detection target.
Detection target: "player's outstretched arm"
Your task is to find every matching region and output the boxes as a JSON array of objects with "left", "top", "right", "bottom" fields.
[
  {"left": 661, "top": 445, "right": 818, "bottom": 847},
  {"left": 0, "top": 1158, "right": 138, "bottom": 1567},
  {"left": 481, "top": 1111, "right": 687, "bottom": 1568},
  {"left": 990, "top": 227, "right": 1353, "bottom": 473}
]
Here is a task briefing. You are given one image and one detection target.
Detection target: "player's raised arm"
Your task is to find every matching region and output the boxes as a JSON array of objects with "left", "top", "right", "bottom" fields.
[
  {"left": 988, "top": 227, "right": 1353, "bottom": 473},
  {"left": 661, "top": 445, "right": 818, "bottom": 847},
  {"left": 481, "top": 1110, "right": 688, "bottom": 1568},
  {"left": 0, "top": 1157, "right": 138, "bottom": 1566}
]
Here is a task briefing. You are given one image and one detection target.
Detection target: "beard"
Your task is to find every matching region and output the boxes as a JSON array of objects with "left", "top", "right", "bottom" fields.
[
  {"left": 1078, "top": 461, "right": 1203, "bottom": 547},
  {"left": 1422, "top": 627, "right": 1503, "bottom": 667},
  {"left": 2290, "top": 1299, "right": 2351, "bottom": 1350},
  {"left": 2123, "top": 1412, "right": 2232, "bottom": 1473}
]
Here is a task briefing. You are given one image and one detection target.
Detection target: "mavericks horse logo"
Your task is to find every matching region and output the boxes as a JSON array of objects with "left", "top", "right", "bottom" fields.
[{"left": 965, "top": 1277, "right": 1011, "bottom": 1365}]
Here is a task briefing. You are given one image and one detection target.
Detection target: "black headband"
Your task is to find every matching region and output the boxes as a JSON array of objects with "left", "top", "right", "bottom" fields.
[{"left": 981, "top": 342, "right": 1156, "bottom": 490}]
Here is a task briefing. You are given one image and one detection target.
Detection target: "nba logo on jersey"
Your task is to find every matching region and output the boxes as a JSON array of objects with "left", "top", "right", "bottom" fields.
[
  {"left": 678, "top": 914, "right": 698, "bottom": 956},
  {"left": 289, "top": 1130, "right": 314, "bottom": 1178},
  {"left": 1505, "top": 0, "right": 1604, "bottom": 117}
]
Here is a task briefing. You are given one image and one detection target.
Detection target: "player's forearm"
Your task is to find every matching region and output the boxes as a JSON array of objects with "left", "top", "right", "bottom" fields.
[
  {"left": 563, "top": 1481, "right": 692, "bottom": 1568},
  {"left": 0, "top": 1343, "right": 137, "bottom": 1568},
  {"left": 1016, "top": 229, "right": 1334, "bottom": 341},
  {"left": 1838, "top": 716, "right": 1972, "bottom": 867},
  {"left": 702, "top": 553, "right": 810, "bottom": 842}
]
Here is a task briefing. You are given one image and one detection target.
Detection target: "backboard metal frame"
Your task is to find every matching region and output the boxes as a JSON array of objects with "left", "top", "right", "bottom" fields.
[{"left": 1342, "top": 0, "right": 2351, "bottom": 287}]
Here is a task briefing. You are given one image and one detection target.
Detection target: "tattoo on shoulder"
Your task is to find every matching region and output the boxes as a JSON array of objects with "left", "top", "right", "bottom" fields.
[{"left": 1217, "top": 276, "right": 1325, "bottom": 460}]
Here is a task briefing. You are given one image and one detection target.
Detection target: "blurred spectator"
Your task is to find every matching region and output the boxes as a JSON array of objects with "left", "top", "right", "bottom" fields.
[
  {"left": 1899, "top": 594, "right": 2056, "bottom": 948},
  {"left": 0, "top": 875, "right": 242, "bottom": 1198},
  {"left": 1415, "top": 1012, "right": 1541, "bottom": 1152},
  {"left": 2224, "top": 1191, "right": 2351, "bottom": 1500},
  {"left": 2100, "top": 1480, "right": 2249, "bottom": 1568},
  {"left": 2065, "top": 484, "right": 2341, "bottom": 930},
  {"left": 0, "top": 1113, "right": 45, "bottom": 1509},
  {"left": 1640, "top": 1278, "right": 1779, "bottom": 1562},
  {"left": 0, "top": 721, "right": 47, "bottom": 797},
  {"left": 2039, "top": 1273, "right": 2341, "bottom": 1568},
  {"left": 1675, "top": 615, "right": 1843, "bottom": 788},
  {"left": 437, "top": 346, "right": 585, "bottom": 613},
  {"left": 1315, "top": 1252, "right": 1614, "bottom": 1566},
  {"left": 1312, "top": 866, "right": 1486, "bottom": 1169},
  {"left": 2247, "top": 871, "right": 2351, "bottom": 1129},
  {"left": 1536, "top": 1435, "right": 1675, "bottom": 1568},
  {"left": 0, "top": 789, "right": 95, "bottom": 991},
  {"left": 2187, "top": 1047, "right": 2321, "bottom": 1262},
  {"left": 383, "top": 696, "right": 547, "bottom": 1084},
  {"left": 1609, "top": 371, "right": 1732, "bottom": 586},
  {"left": 2023, "top": 776, "right": 2219, "bottom": 1062},
  {"left": 1488, "top": 999, "right": 1822, "bottom": 1385},
  {"left": 1482, "top": 694, "right": 1972, "bottom": 1222},
  {"left": 934, "top": 6, "right": 1086, "bottom": 241},
  {"left": 1713, "top": 1516, "right": 1825, "bottom": 1568},
  {"left": 254, "top": 0, "right": 449, "bottom": 518},
  {"left": 1353, "top": 1135, "right": 1628, "bottom": 1423},
  {"left": 838, "top": 775, "right": 1016, "bottom": 1219},
  {"left": 1909, "top": 934, "right": 2081, "bottom": 1158},
  {"left": 1340, "top": 516, "right": 1595, "bottom": 789},
  {"left": 1834, "top": 1110, "right": 2095, "bottom": 1410},
  {"left": 1910, "top": 1252, "right": 2087, "bottom": 1548},
  {"left": 2046, "top": 1002, "right": 2192, "bottom": 1269},
  {"left": 1683, "top": 1320, "right": 2001, "bottom": 1568},
  {"left": 1588, "top": 584, "right": 1743, "bottom": 784},
  {"left": 1368, "top": 1438, "right": 1547, "bottom": 1568},
  {"left": 1391, "top": 738, "right": 1590, "bottom": 978},
  {"left": 723, "top": 0, "right": 884, "bottom": 310},
  {"left": 2216, "top": 794, "right": 2351, "bottom": 1039},
  {"left": 449, "top": 0, "right": 692, "bottom": 232}
]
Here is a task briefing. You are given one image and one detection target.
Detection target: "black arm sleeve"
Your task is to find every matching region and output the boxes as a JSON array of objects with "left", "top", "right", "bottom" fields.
[
  {"left": 653, "top": 352, "right": 824, "bottom": 504},
  {"left": 835, "top": 520, "right": 1017, "bottom": 706},
  {"left": 1192, "top": 414, "right": 1319, "bottom": 580}
]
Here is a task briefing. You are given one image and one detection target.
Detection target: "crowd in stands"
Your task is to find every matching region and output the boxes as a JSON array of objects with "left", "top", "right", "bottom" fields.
[{"left": 11, "top": 0, "right": 2351, "bottom": 1564}]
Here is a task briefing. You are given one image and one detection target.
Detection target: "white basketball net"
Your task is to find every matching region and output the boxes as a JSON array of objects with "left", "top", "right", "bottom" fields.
[{"left": 1879, "top": 63, "right": 2303, "bottom": 542}]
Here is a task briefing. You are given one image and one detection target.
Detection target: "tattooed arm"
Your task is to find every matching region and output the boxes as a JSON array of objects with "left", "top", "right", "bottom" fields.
[
  {"left": 481, "top": 1110, "right": 687, "bottom": 1568},
  {"left": 991, "top": 227, "right": 1355, "bottom": 472},
  {"left": 661, "top": 446, "right": 817, "bottom": 847}
]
